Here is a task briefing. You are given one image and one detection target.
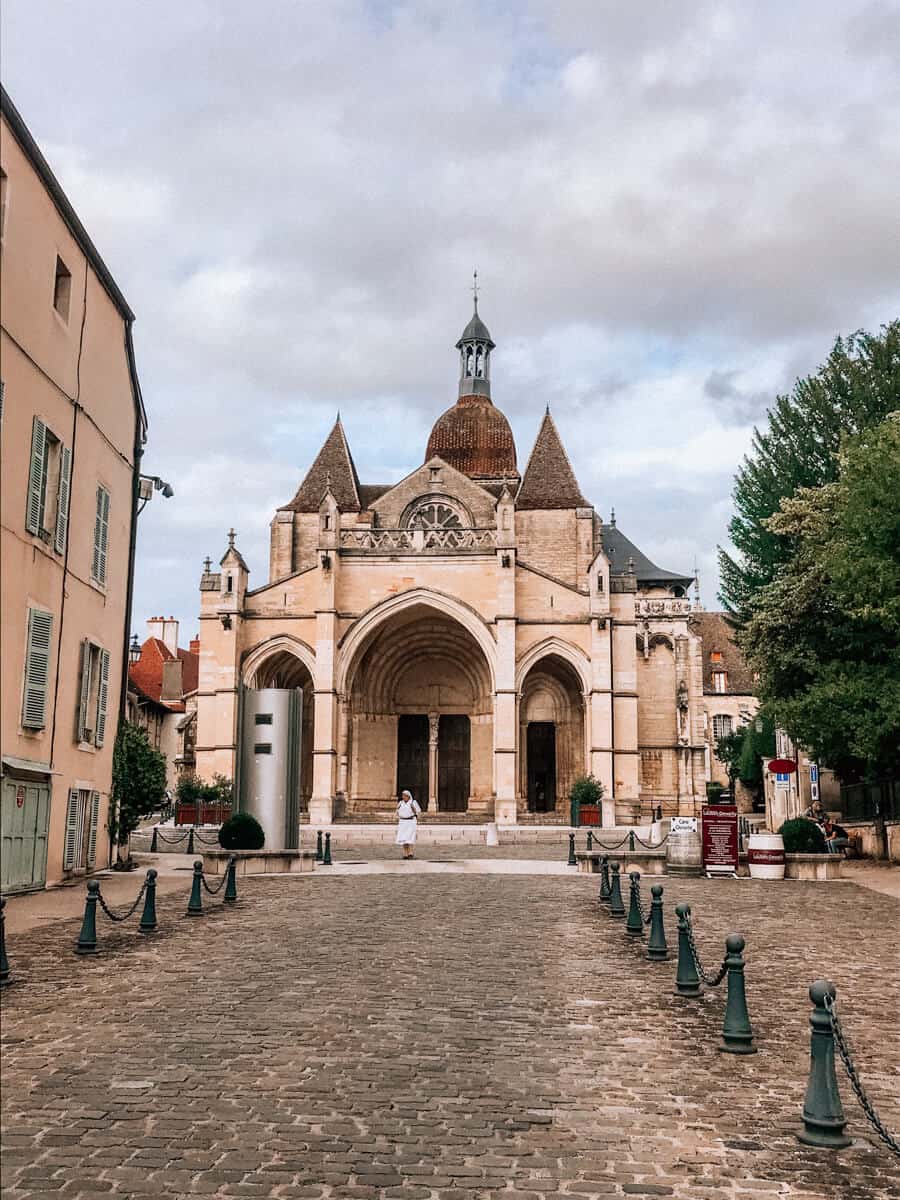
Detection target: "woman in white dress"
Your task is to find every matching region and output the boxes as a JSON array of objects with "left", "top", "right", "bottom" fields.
[{"left": 395, "top": 789, "right": 422, "bottom": 859}]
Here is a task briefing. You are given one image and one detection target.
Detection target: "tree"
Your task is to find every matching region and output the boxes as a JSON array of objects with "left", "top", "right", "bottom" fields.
[
  {"left": 108, "top": 722, "right": 167, "bottom": 851},
  {"left": 719, "top": 322, "right": 900, "bottom": 621},
  {"left": 714, "top": 717, "right": 776, "bottom": 795},
  {"left": 739, "top": 414, "right": 900, "bottom": 779}
]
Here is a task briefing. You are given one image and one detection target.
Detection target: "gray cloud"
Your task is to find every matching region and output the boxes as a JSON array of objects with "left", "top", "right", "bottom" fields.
[{"left": 2, "top": 0, "right": 897, "bottom": 637}]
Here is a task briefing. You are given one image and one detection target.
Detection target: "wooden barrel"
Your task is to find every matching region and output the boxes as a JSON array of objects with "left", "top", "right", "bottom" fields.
[
  {"left": 666, "top": 828, "right": 703, "bottom": 876},
  {"left": 747, "top": 832, "right": 785, "bottom": 879}
]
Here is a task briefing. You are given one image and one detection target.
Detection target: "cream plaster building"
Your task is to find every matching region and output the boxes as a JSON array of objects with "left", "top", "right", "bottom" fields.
[
  {"left": 196, "top": 304, "right": 723, "bottom": 830},
  {"left": 1, "top": 88, "right": 146, "bottom": 890}
]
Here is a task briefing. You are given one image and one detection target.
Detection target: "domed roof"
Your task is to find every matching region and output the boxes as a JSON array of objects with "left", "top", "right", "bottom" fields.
[
  {"left": 426, "top": 395, "right": 517, "bottom": 478},
  {"left": 456, "top": 309, "right": 495, "bottom": 349}
]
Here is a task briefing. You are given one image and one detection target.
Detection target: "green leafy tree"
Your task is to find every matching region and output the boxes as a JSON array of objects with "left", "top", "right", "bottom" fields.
[
  {"left": 108, "top": 722, "right": 167, "bottom": 849},
  {"left": 719, "top": 322, "right": 900, "bottom": 621},
  {"left": 739, "top": 414, "right": 900, "bottom": 778}
]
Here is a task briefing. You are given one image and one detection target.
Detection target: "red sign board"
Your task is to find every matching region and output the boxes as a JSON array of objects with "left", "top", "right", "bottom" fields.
[
  {"left": 702, "top": 805, "right": 738, "bottom": 874},
  {"left": 768, "top": 758, "right": 797, "bottom": 774}
]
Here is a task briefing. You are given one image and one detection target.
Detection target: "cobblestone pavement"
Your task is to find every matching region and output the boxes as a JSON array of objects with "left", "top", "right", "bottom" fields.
[{"left": 2, "top": 874, "right": 898, "bottom": 1200}]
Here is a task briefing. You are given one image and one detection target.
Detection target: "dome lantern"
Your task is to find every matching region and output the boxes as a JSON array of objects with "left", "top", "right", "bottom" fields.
[{"left": 455, "top": 272, "right": 495, "bottom": 399}]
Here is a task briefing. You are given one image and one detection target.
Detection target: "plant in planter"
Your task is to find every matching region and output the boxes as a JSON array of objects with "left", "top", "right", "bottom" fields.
[
  {"left": 569, "top": 775, "right": 604, "bottom": 826},
  {"left": 218, "top": 812, "right": 265, "bottom": 851},
  {"left": 778, "top": 817, "right": 827, "bottom": 854}
]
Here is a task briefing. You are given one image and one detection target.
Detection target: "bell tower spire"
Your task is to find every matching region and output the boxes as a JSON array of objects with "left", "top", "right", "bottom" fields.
[{"left": 456, "top": 274, "right": 495, "bottom": 400}]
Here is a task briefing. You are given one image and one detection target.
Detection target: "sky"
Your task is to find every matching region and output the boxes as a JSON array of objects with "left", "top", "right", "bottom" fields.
[{"left": 3, "top": 0, "right": 899, "bottom": 643}]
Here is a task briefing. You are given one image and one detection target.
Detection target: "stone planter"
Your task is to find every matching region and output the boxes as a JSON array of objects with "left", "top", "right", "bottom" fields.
[
  {"left": 202, "top": 849, "right": 316, "bottom": 876},
  {"left": 784, "top": 852, "right": 843, "bottom": 881}
]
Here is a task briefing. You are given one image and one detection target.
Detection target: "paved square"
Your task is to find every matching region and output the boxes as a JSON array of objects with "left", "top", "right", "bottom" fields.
[{"left": 2, "top": 872, "right": 898, "bottom": 1199}]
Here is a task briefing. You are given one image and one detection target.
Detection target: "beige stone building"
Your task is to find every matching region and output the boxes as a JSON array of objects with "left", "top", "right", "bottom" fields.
[
  {"left": 692, "top": 611, "right": 760, "bottom": 804},
  {"left": 0, "top": 88, "right": 146, "bottom": 890},
  {"left": 126, "top": 618, "right": 199, "bottom": 791},
  {"left": 194, "top": 302, "right": 730, "bottom": 830}
]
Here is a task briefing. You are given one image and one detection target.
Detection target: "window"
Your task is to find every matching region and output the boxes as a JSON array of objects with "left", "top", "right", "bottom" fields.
[
  {"left": 712, "top": 671, "right": 728, "bottom": 693},
  {"left": 53, "top": 255, "right": 72, "bottom": 320},
  {"left": 710, "top": 650, "right": 723, "bottom": 664},
  {"left": 91, "top": 486, "right": 110, "bottom": 584},
  {"left": 712, "top": 714, "right": 733, "bottom": 742},
  {"left": 25, "top": 417, "right": 71, "bottom": 550},
  {"left": 225, "top": 574, "right": 233, "bottom": 594},
  {"left": 22, "top": 607, "right": 54, "bottom": 730},
  {"left": 63, "top": 788, "right": 100, "bottom": 870},
  {"left": 76, "top": 640, "right": 110, "bottom": 747}
]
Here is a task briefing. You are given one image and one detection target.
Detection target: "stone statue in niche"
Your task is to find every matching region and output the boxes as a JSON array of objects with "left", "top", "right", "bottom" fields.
[{"left": 676, "top": 679, "right": 690, "bottom": 743}]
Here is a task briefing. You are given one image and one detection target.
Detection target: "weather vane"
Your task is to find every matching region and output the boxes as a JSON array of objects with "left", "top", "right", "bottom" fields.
[{"left": 472, "top": 269, "right": 479, "bottom": 311}]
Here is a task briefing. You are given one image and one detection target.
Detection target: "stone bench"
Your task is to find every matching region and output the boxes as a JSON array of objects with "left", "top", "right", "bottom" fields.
[
  {"left": 202, "top": 849, "right": 316, "bottom": 876},
  {"left": 575, "top": 850, "right": 667, "bottom": 876}
]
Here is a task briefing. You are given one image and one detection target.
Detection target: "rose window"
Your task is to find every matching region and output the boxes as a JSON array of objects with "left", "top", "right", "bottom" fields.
[{"left": 407, "top": 501, "right": 465, "bottom": 530}]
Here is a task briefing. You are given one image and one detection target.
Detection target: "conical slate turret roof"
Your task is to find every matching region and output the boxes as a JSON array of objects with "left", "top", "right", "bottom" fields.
[
  {"left": 285, "top": 417, "right": 361, "bottom": 512},
  {"left": 516, "top": 409, "right": 588, "bottom": 509}
]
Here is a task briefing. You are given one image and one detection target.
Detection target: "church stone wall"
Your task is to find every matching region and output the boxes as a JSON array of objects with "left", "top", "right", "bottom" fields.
[
  {"left": 515, "top": 566, "right": 588, "bottom": 619},
  {"left": 516, "top": 510, "right": 580, "bottom": 585}
]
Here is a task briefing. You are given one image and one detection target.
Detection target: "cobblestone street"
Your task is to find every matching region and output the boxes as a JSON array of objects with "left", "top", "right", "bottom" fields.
[{"left": 2, "top": 872, "right": 898, "bottom": 1200}]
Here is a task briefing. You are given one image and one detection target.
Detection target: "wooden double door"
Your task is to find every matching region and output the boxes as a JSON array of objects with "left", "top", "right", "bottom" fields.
[{"left": 396, "top": 714, "right": 470, "bottom": 812}]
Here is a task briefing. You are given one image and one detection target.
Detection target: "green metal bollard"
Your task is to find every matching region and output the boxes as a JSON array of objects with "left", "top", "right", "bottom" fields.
[
  {"left": 719, "top": 934, "right": 756, "bottom": 1054},
  {"left": 223, "top": 856, "right": 238, "bottom": 904},
  {"left": 150, "top": 827, "right": 158, "bottom": 853},
  {"left": 628, "top": 829, "right": 635, "bottom": 852},
  {"left": 138, "top": 868, "right": 158, "bottom": 933},
  {"left": 608, "top": 863, "right": 626, "bottom": 918},
  {"left": 322, "top": 832, "right": 333, "bottom": 866},
  {"left": 797, "top": 980, "right": 852, "bottom": 1148},
  {"left": 586, "top": 830, "right": 593, "bottom": 852},
  {"left": 315, "top": 830, "right": 323, "bottom": 862},
  {"left": 598, "top": 856, "right": 611, "bottom": 903},
  {"left": 186, "top": 828, "right": 195, "bottom": 855},
  {"left": 0, "top": 897, "right": 11, "bottom": 986},
  {"left": 626, "top": 872, "right": 644, "bottom": 937},
  {"left": 186, "top": 860, "right": 204, "bottom": 916},
  {"left": 567, "top": 831, "right": 577, "bottom": 867},
  {"left": 76, "top": 880, "right": 100, "bottom": 954},
  {"left": 646, "top": 884, "right": 669, "bottom": 961},
  {"left": 674, "top": 903, "right": 702, "bottom": 997}
]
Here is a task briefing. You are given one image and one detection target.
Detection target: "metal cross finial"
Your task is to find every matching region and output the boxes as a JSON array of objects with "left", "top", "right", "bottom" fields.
[
  {"left": 203, "top": 556, "right": 212, "bottom": 574},
  {"left": 227, "top": 528, "right": 236, "bottom": 549},
  {"left": 610, "top": 506, "right": 616, "bottom": 527},
  {"left": 472, "top": 269, "right": 479, "bottom": 312}
]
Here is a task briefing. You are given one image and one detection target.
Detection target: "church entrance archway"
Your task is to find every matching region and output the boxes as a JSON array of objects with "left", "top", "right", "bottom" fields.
[
  {"left": 344, "top": 602, "right": 493, "bottom": 818},
  {"left": 519, "top": 654, "right": 585, "bottom": 817},
  {"left": 242, "top": 646, "right": 314, "bottom": 816}
]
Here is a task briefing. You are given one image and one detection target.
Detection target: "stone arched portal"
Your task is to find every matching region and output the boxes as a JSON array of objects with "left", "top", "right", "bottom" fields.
[
  {"left": 518, "top": 654, "right": 585, "bottom": 816},
  {"left": 342, "top": 603, "right": 494, "bottom": 818}
]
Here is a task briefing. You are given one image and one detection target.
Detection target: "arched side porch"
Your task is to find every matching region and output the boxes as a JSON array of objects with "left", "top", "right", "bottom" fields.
[{"left": 516, "top": 652, "right": 586, "bottom": 820}]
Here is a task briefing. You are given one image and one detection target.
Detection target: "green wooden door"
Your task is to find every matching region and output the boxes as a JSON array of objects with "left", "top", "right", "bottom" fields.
[{"left": 1, "top": 778, "right": 50, "bottom": 892}]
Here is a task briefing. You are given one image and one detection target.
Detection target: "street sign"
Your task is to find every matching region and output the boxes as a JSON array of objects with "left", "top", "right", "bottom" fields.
[
  {"left": 671, "top": 816, "right": 698, "bottom": 834},
  {"left": 702, "top": 804, "right": 738, "bottom": 875},
  {"left": 768, "top": 758, "right": 797, "bottom": 774}
]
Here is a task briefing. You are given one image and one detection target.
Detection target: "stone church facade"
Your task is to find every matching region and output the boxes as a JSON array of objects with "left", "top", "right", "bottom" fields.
[{"left": 195, "top": 305, "right": 714, "bottom": 828}]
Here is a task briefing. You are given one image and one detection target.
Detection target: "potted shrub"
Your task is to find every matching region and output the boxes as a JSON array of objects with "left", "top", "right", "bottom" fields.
[
  {"left": 779, "top": 817, "right": 827, "bottom": 854},
  {"left": 569, "top": 775, "right": 604, "bottom": 827},
  {"left": 218, "top": 812, "right": 265, "bottom": 851}
]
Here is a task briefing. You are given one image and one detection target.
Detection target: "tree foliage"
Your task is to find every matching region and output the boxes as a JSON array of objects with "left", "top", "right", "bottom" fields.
[
  {"left": 739, "top": 414, "right": 900, "bottom": 779},
  {"left": 715, "top": 717, "right": 776, "bottom": 790},
  {"left": 109, "top": 722, "right": 167, "bottom": 846},
  {"left": 719, "top": 322, "right": 900, "bottom": 621}
]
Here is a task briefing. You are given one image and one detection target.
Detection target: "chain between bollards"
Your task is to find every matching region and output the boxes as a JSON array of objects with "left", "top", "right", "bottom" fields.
[
  {"left": 598, "top": 856, "right": 611, "bottom": 903},
  {"left": 322, "top": 832, "right": 333, "bottom": 866},
  {"left": 0, "top": 897, "right": 11, "bottom": 986},
  {"left": 186, "top": 860, "right": 204, "bottom": 916},
  {"left": 567, "top": 831, "right": 577, "bottom": 867},
  {"left": 608, "top": 863, "right": 626, "bottom": 918}
]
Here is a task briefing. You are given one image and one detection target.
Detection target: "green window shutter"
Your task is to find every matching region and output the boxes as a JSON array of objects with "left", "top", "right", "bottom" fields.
[
  {"left": 26, "top": 416, "right": 48, "bottom": 535},
  {"left": 54, "top": 444, "right": 72, "bottom": 553},
  {"left": 63, "top": 788, "right": 81, "bottom": 869},
  {"left": 95, "top": 648, "right": 110, "bottom": 748},
  {"left": 77, "top": 640, "right": 92, "bottom": 742},
  {"left": 92, "top": 486, "right": 110, "bottom": 584},
  {"left": 86, "top": 791, "right": 101, "bottom": 867},
  {"left": 22, "top": 608, "right": 53, "bottom": 729}
]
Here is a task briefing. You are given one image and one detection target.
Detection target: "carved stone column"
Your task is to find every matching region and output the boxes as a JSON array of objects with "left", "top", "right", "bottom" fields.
[{"left": 428, "top": 712, "right": 440, "bottom": 812}]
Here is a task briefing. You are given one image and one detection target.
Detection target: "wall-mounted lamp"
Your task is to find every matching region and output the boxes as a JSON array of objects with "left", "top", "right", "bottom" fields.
[
  {"left": 220, "top": 613, "right": 232, "bottom": 630},
  {"left": 138, "top": 474, "right": 175, "bottom": 514},
  {"left": 128, "top": 634, "right": 141, "bottom": 665},
  {"left": 321, "top": 553, "right": 332, "bottom": 571}
]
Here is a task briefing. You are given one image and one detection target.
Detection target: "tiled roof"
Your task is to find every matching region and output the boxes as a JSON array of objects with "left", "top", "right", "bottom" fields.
[
  {"left": 426, "top": 396, "right": 518, "bottom": 478},
  {"left": 284, "top": 418, "right": 362, "bottom": 512},
  {"left": 358, "top": 484, "right": 392, "bottom": 509},
  {"left": 601, "top": 524, "right": 693, "bottom": 587},
  {"left": 693, "top": 611, "right": 756, "bottom": 695},
  {"left": 516, "top": 410, "right": 588, "bottom": 510},
  {"left": 128, "top": 638, "right": 199, "bottom": 711}
]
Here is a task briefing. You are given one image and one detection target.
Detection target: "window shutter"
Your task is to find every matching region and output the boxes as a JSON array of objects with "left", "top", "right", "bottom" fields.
[
  {"left": 22, "top": 608, "right": 53, "bottom": 729},
  {"left": 77, "top": 640, "right": 93, "bottom": 742},
  {"left": 86, "top": 791, "right": 101, "bottom": 867},
  {"left": 63, "top": 788, "right": 81, "bottom": 869},
  {"left": 54, "top": 443, "right": 72, "bottom": 553},
  {"left": 95, "top": 648, "right": 110, "bottom": 747},
  {"left": 26, "top": 417, "right": 48, "bottom": 535},
  {"left": 93, "top": 486, "right": 110, "bottom": 584}
]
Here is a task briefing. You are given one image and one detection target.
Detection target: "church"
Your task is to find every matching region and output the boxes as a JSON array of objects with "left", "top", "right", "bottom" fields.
[{"left": 195, "top": 302, "right": 721, "bottom": 835}]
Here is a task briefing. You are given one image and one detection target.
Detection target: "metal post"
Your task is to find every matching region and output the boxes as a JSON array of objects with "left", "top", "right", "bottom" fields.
[
  {"left": 608, "top": 863, "right": 626, "bottom": 918},
  {"left": 598, "top": 856, "right": 611, "bottom": 903},
  {"left": 150, "top": 827, "right": 158, "bottom": 853},
  {"left": 674, "top": 903, "right": 701, "bottom": 997},
  {"left": 224, "top": 856, "right": 238, "bottom": 904},
  {"left": 586, "top": 830, "right": 593, "bottom": 852},
  {"left": 629, "top": 829, "right": 635, "bottom": 852},
  {"left": 798, "top": 980, "right": 852, "bottom": 1148},
  {"left": 646, "top": 884, "right": 669, "bottom": 961},
  {"left": 315, "top": 830, "right": 323, "bottom": 862},
  {"left": 626, "top": 872, "right": 644, "bottom": 937},
  {"left": 187, "top": 860, "right": 204, "bottom": 916},
  {"left": 567, "top": 831, "right": 577, "bottom": 867},
  {"left": 186, "top": 828, "right": 195, "bottom": 855},
  {"left": 75, "top": 880, "right": 100, "bottom": 954},
  {"left": 720, "top": 934, "right": 755, "bottom": 1054},
  {"left": 0, "top": 897, "right": 11, "bottom": 986},
  {"left": 139, "top": 868, "right": 158, "bottom": 933},
  {"left": 322, "top": 832, "right": 332, "bottom": 866}
]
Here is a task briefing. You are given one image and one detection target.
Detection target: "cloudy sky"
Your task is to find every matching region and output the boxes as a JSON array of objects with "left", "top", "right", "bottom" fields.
[{"left": 4, "top": 1, "right": 899, "bottom": 641}]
